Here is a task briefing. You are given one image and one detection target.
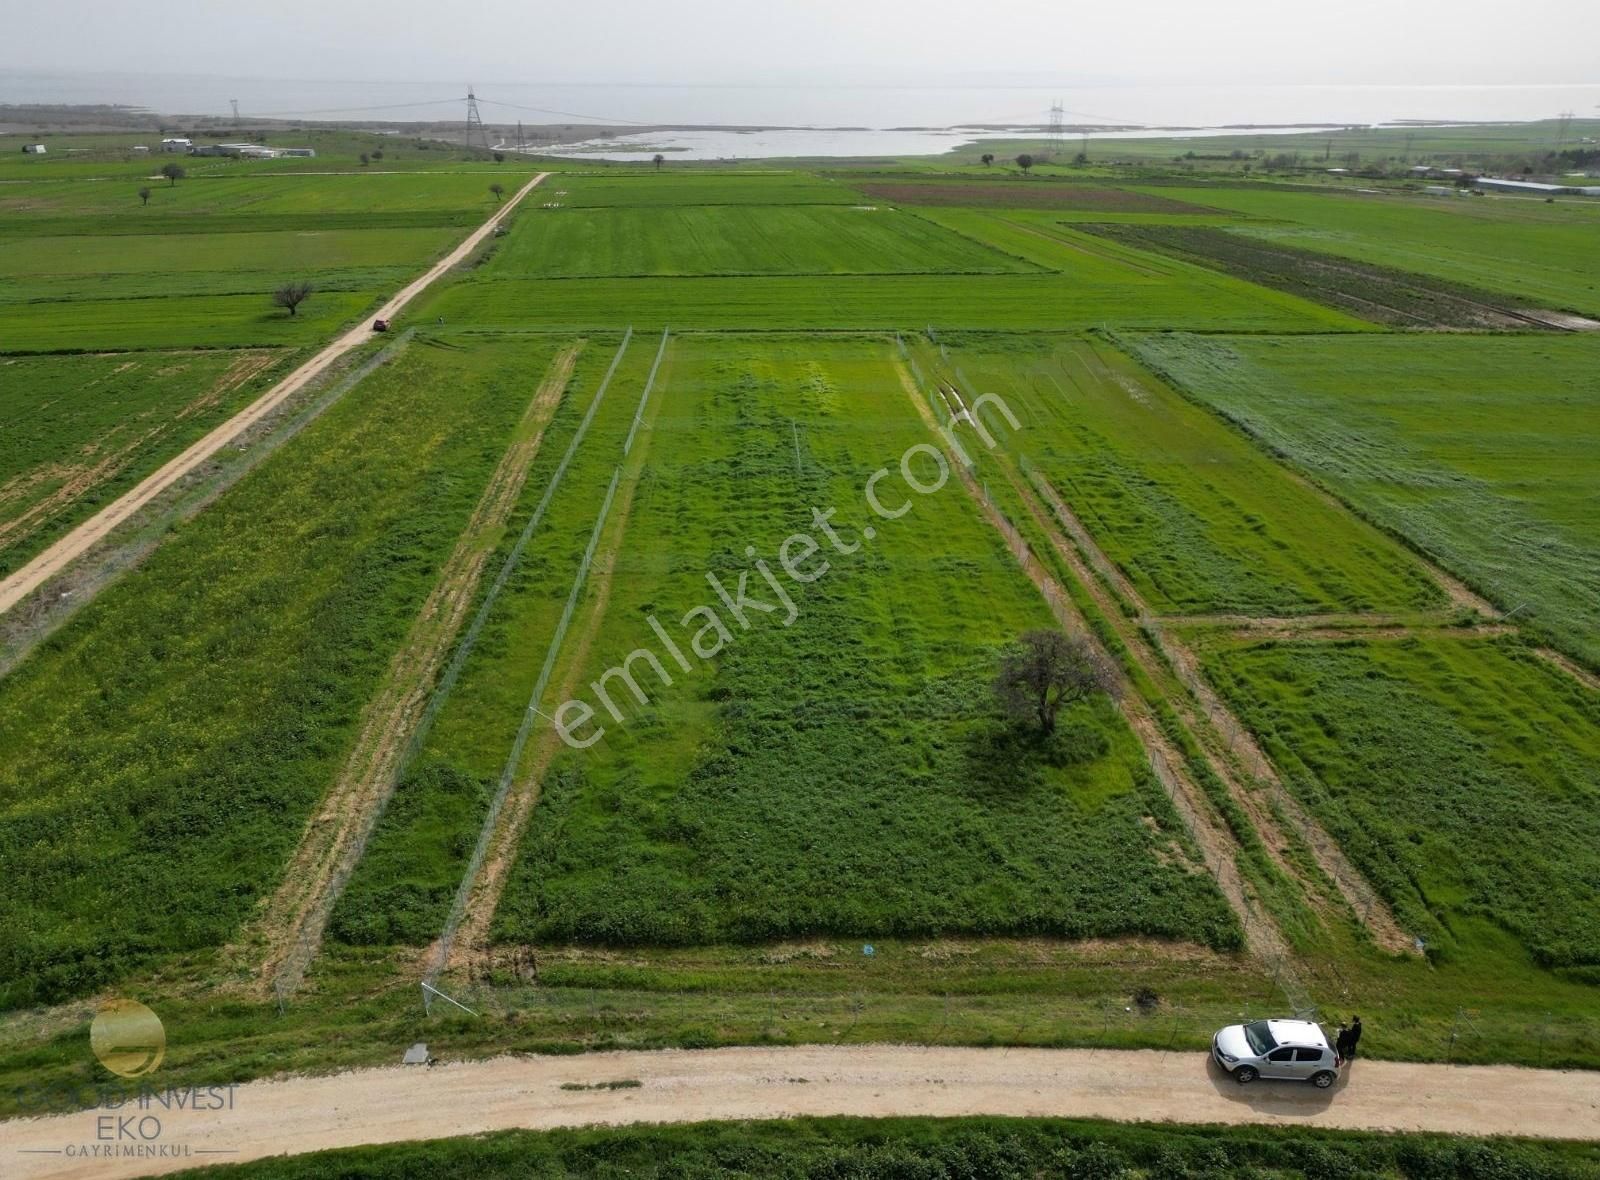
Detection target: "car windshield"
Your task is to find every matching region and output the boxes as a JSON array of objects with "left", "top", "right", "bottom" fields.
[{"left": 1243, "top": 1021, "right": 1278, "bottom": 1055}]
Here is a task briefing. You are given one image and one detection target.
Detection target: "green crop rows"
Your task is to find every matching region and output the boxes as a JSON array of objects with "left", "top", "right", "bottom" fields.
[
  {"left": 1198, "top": 635, "right": 1600, "bottom": 972},
  {"left": 1136, "top": 333, "right": 1600, "bottom": 665}
]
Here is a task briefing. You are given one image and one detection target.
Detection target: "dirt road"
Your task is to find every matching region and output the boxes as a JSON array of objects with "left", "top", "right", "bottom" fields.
[
  {"left": 0, "top": 173, "right": 548, "bottom": 618},
  {"left": 5, "top": 1044, "right": 1597, "bottom": 1178}
]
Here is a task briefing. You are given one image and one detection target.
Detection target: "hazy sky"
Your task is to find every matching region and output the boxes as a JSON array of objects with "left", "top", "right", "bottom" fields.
[{"left": 7, "top": 0, "right": 1599, "bottom": 88}]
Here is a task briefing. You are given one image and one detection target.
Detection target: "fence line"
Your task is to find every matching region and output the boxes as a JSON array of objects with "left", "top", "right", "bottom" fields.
[
  {"left": 623, "top": 326, "right": 669, "bottom": 456},
  {"left": 271, "top": 328, "right": 633, "bottom": 996},
  {"left": 428, "top": 464, "right": 624, "bottom": 985}
]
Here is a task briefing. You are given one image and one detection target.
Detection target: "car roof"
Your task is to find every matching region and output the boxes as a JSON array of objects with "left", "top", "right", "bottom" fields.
[{"left": 1264, "top": 1019, "right": 1330, "bottom": 1049}]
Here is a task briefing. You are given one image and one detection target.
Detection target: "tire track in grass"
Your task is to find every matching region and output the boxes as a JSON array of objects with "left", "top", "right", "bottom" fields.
[
  {"left": 429, "top": 330, "right": 672, "bottom": 979},
  {"left": 242, "top": 343, "right": 584, "bottom": 995},
  {"left": 891, "top": 356, "right": 1301, "bottom": 993}
]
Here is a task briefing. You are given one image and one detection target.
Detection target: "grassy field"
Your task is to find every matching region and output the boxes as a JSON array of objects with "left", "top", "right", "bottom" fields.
[
  {"left": 1079, "top": 222, "right": 1552, "bottom": 327},
  {"left": 0, "top": 335, "right": 553, "bottom": 1007},
  {"left": 1136, "top": 333, "right": 1600, "bottom": 665},
  {"left": 2, "top": 148, "right": 1599, "bottom": 1095},
  {"left": 1132, "top": 187, "right": 1600, "bottom": 316},
  {"left": 550, "top": 172, "right": 861, "bottom": 206},
  {"left": 486, "top": 335, "right": 1238, "bottom": 949},
  {"left": 1197, "top": 635, "right": 1600, "bottom": 973},
  {"left": 0, "top": 172, "right": 525, "bottom": 223},
  {"left": 0, "top": 289, "right": 379, "bottom": 351},
  {"left": 330, "top": 331, "right": 651, "bottom": 947},
  {"left": 486, "top": 205, "right": 1038, "bottom": 276},
  {"left": 171, "top": 1116, "right": 1600, "bottom": 1179},
  {"left": 0, "top": 349, "right": 295, "bottom": 575},
  {"left": 426, "top": 271, "right": 1361, "bottom": 332},
  {"left": 921, "top": 334, "right": 1442, "bottom": 616}
]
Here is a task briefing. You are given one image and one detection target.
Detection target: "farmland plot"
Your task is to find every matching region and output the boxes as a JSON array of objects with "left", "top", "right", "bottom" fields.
[
  {"left": 927, "top": 335, "right": 1441, "bottom": 616},
  {"left": 1198, "top": 635, "right": 1600, "bottom": 970},
  {"left": 1136, "top": 333, "right": 1600, "bottom": 664},
  {"left": 331, "top": 333, "right": 657, "bottom": 947},
  {"left": 488, "top": 336, "right": 1241, "bottom": 950},
  {"left": 856, "top": 180, "right": 1219, "bottom": 214},
  {"left": 551, "top": 173, "right": 860, "bottom": 207},
  {"left": 1077, "top": 224, "right": 1556, "bottom": 328},
  {"left": 1131, "top": 186, "right": 1600, "bottom": 317},
  {"left": 0, "top": 349, "right": 293, "bottom": 575},
  {"left": 486, "top": 205, "right": 1038, "bottom": 277},
  {"left": 428, "top": 271, "right": 1363, "bottom": 333},
  {"left": 0, "top": 335, "right": 557, "bottom": 1006},
  {"left": 0, "top": 289, "right": 378, "bottom": 352}
]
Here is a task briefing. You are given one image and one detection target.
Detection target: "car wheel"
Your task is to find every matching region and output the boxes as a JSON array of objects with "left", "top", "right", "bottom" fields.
[
  {"left": 1234, "top": 1066, "right": 1258, "bottom": 1084},
  {"left": 1312, "top": 1071, "right": 1335, "bottom": 1089}
]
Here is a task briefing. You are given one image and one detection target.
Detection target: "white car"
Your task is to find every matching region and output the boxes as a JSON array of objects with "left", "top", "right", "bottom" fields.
[{"left": 1212, "top": 1018, "right": 1341, "bottom": 1087}]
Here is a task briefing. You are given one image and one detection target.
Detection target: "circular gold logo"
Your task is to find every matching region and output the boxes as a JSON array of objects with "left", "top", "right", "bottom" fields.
[{"left": 90, "top": 999, "right": 165, "bottom": 1078}]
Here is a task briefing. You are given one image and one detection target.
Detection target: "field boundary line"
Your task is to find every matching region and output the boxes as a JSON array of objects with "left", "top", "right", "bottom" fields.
[
  {"left": 891, "top": 356, "right": 1301, "bottom": 991},
  {"left": 428, "top": 465, "right": 624, "bottom": 985},
  {"left": 985, "top": 336, "right": 1412, "bottom": 954},
  {"left": 244, "top": 343, "right": 585, "bottom": 996},
  {"left": 0, "top": 172, "right": 550, "bottom": 619},
  {"left": 624, "top": 327, "right": 671, "bottom": 454}
]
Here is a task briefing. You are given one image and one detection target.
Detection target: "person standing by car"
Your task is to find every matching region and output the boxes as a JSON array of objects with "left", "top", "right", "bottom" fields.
[
  {"left": 1334, "top": 1022, "right": 1352, "bottom": 1062},
  {"left": 1346, "top": 1016, "right": 1363, "bottom": 1061}
]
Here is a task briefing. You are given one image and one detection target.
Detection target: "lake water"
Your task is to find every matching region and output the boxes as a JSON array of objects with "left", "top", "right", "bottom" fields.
[{"left": 6, "top": 71, "right": 1597, "bottom": 160}]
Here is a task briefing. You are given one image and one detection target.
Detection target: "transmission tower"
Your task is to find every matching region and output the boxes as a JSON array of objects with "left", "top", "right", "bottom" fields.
[
  {"left": 230, "top": 98, "right": 240, "bottom": 124},
  {"left": 1047, "top": 100, "right": 1065, "bottom": 155},
  {"left": 465, "top": 87, "right": 489, "bottom": 150},
  {"left": 1555, "top": 110, "right": 1575, "bottom": 151}
]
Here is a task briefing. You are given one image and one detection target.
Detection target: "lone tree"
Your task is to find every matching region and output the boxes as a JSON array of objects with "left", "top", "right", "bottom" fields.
[
  {"left": 1015, "top": 153, "right": 1035, "bottom": 175},
  {"left": 653, "top": 153, "right": 665, "bottom": 171},
  {"left": 493, "top": 151, "right": 506, "bottom": 164},
  {"left": 995, "top": 629, "right": 1116, "bottom": 734},
  {"left": 272, "top": 281, "right": 314, "bottom": 318},
  {"left": 981, "top": 153, "right": 995, "bottom": 167},
  {"left": 160, "top": 162, "right": 186, "bottom": 187},
  {"left": 488, "top": 182, "right": 506, "bottom": 202},
  {"left": 138, "top": 186, "right": 152, "bottom": 206},
  {"left": 359, "top": 152, "right": 370, "bottom": 166}
]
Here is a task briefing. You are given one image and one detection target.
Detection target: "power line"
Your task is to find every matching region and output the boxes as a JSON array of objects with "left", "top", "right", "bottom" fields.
[
  {"left": 242, "top": 97, "right": 465, "bottom": 119},
  {"left": 476, "top": 96, "right": 653, "bottom": 126}
]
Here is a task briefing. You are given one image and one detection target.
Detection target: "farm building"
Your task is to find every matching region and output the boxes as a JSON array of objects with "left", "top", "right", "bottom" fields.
[
  {"left": 21, "top": 143, "right": 46, "bottom": 154},
  {"left": 161, "top": 137, "right": 192, "bottom": 152},
  {"left": 280, "top": 147, "right": 317, "bottom": 158},
  {"left": 131, "top": 145, "right": 150, "bottom": 154},
  {"left": 1474, "top": 176, "right": 1600, "bottom": 197}
]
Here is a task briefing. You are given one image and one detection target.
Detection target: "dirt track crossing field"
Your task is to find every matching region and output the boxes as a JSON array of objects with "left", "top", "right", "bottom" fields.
[
  {"left": 0, "top": 172, "right": 549, "bottom": 619},
  {"left": 4, "top": 1045, "right": 1598, "bottom": 1178}
]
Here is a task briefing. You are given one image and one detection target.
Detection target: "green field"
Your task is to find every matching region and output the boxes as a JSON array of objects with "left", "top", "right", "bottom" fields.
[
  {"left": 0, "top": 288, "right": 378, "bottom": 351},
  {"left": 487, "top": 335, "right": 1237, "bottom": 949},
  {"left": 1135, "top": 187, "right": 1600, "bottom": 316},
  {"left": 551, "top": 172, "right": 862, "bottom": 207},
  {"left": 426, "top": 271, "right": 1360, "bottom": 331},
  {"left": 486, "top": 205, "right": 1038, "bottom": 276},
  {"left": 1136, "top": 333, "right": 1600, "bottom": 664},
  {"left": 331, "top": 331, "right": 651, "bottom": 946},
  {"left": 921, "top": 334, "right": 1442, "bottom": 616},
  {"left": 0, "top": 335, "right": 554, "bottom": 1007},
  {"left": 1198, "top": 636, "right": 1600, "bottom": 972},
  {"left": 0, "top": 349, "right": 293, "bottom": 574},
  {"left": 3, "top": 137, "right": 1600, "bottom": 1096},
  {"left": 170, "top": 1116, "right": 1600, "bottom": 1180}
]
